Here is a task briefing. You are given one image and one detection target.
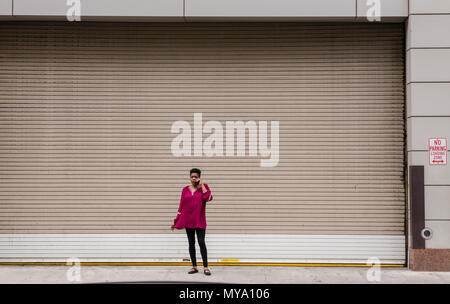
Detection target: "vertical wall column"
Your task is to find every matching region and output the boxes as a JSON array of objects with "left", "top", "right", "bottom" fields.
[
  {"left": 409, "top": 166, "right": 425, "bottom": 250},
  {"left": 407, "top": 0, "right": 450, "bottom": 271}
]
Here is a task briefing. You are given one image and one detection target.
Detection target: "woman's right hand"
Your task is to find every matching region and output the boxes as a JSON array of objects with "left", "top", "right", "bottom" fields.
[{"left": 171, "top": 224, "right": 175, "bottom": 231}]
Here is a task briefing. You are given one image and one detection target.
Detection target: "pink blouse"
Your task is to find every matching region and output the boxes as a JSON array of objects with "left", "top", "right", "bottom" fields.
[{"left": 173, "top": 183, "right": 213, "bottom": 229}]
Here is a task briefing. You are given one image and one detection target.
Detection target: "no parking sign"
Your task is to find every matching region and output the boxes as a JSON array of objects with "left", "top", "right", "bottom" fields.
[{"left": 429, "top": 138, "right": 447, "bottom": 165}]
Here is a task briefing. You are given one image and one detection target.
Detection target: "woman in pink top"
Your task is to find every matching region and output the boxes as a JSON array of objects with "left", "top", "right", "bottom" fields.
[{"left": 171, "top": 168, "right": 213, "bottom": 276}]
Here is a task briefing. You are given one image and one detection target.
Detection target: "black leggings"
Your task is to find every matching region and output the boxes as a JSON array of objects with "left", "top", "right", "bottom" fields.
[{"left": 185, "top": 228, "right": 208, "bottom": 268}]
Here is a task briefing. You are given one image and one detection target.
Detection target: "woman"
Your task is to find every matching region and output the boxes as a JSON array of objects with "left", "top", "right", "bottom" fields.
[{"left": 171, "top": 168, "right": 213, "bottom": 276}]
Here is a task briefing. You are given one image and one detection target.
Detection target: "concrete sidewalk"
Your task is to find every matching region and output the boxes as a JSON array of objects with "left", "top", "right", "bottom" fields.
[{"left": 0, "top": 265, "right": 449, "bottom": 284}]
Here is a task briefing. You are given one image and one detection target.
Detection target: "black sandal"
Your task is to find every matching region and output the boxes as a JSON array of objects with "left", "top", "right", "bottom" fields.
[
  {"left": 188, "top": 267, "right": 199, "bottom": 274},
  {"left": 204, "top": 269, "right": 211, "bottom": 276}
]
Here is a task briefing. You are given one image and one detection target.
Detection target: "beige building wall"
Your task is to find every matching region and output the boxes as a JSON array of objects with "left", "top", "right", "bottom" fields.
[
  {"left": 4, "top": 0, "right": 450, "bottom": 269},
  {"left": 407, "top": 0, "right": 450, "bottom": 255}
]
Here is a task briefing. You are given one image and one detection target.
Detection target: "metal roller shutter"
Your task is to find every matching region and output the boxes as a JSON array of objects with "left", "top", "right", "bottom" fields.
[{"left": 0, "top": 22, "right": 406, "bottom": 264}]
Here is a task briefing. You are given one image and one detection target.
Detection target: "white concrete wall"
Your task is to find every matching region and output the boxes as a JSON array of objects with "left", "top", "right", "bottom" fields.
[
  {"left": 185, "top": 0, "right": 356, "bottom": 19},
  {"left": 410, "top": 0, "right": 450, "bottom": 14},
  {"left": 0, "top": 0, "right": 12, "bottom": 18},
  {"left": 407, "top": 3, "right": 450, "bottom": 249},
  {"left": 407, "top": 83, "right": 450, "bottom": 117},
  {"left": 5, "top": 0, "right": 408, "bottom": 21},
  {"left": 13, "top": 0, "right": 184, "bottom": 20},
  {"left": 356, "top": 0, "right": 408, "bottom": 18}
]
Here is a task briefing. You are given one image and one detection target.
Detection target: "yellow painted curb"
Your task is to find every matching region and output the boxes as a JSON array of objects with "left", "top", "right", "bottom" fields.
[{"left": 0, "top": 262, "right": 406, "bottom": 267}]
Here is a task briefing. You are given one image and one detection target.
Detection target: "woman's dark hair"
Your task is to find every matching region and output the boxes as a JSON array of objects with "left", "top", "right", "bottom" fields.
[{"left": 190, "top": 168, "right": 201, "bottom": 177}]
